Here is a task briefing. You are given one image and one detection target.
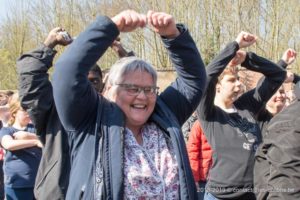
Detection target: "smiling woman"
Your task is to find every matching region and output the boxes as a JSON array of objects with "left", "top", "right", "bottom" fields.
[
  {"left": 104, "top": 56, "right": 158, "bottom": 100},
  {"left": 52, "top": 9, "right": 206, "bottom": 199},
  {"left": 104, "top": 62, "right": 158, "bottom": 139}
]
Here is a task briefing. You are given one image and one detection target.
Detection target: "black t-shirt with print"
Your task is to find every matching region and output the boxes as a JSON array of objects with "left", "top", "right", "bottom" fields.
[{"left": 196, "top": 41, "right": 286, "bottom": 199}]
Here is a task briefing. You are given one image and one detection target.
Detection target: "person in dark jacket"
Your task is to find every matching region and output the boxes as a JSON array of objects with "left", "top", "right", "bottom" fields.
[
  {"left": 254, "top": 50, "right": 299, "bottom": 200},
  {"left": 17, "top": 27, "right": 73, "bottom": 200},
  {"left": 17, "top": 26, "right": 133, "bottom": 199},
  {"left": 253, "top": 82, "right": 300, "bottom": 200},
  {"left": 196, "top": 31, "right": 286, "bottom": 200},
  {"left": 52, "top": 10, "right": 206, "bottom": 199}
]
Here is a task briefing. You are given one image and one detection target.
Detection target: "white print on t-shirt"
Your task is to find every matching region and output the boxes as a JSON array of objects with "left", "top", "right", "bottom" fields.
[
  {"left": 228, "top": 115, "right": 260, "bottom": 152},
  {"left": 242, "top": 143, "right": 259, "bottom": 151}
]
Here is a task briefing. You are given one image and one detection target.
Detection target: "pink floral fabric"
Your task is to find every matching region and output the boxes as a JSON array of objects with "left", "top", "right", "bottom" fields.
[{"left": 123, "top": 122, "right": 179, "bottom": 200}]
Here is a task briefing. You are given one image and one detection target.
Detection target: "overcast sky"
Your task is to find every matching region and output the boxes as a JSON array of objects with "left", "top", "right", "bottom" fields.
[{"left": 0, "top": 0, "right": 12, "bottom": 21}]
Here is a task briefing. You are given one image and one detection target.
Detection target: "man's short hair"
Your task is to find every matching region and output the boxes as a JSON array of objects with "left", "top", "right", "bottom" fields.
[{"left": 218, "top": 66, "right": 239, "bottom": 82}]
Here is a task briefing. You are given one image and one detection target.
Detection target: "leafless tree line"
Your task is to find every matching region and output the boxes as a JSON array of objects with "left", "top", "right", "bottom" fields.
[{"left": 0, "top": 0, "right": 299, "bottom": 89}]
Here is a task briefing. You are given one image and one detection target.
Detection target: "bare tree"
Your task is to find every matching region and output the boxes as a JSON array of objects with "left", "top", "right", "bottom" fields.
[{"left": 0, "top": 0, "right": 299, "bottom": 90}]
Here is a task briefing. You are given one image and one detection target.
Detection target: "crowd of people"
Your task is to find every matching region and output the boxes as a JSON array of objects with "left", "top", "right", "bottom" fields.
[{"left": 0, "top": 9, "right": 299, "bottom": 200}]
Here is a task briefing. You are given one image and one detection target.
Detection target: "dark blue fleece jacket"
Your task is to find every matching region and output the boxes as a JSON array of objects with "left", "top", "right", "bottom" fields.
[{"left": 53, "top": 15, "right": 206, "bottom": 200}]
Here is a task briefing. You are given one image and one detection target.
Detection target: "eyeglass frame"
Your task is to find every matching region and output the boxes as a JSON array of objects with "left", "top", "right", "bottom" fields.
[{"left": 115, "top": 83, "right": 159, "bottom": 97}]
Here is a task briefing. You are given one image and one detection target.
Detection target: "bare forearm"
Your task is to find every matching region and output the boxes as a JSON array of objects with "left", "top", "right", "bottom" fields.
[
  {"left": 3, "top": 139, "right": 41, "bottom": 151},
  {"left": 14, "top": 132, "right": 39, "bottom": 140}
]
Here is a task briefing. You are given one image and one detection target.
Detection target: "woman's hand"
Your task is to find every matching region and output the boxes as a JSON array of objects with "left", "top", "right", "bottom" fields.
[
  {"left": 111, "top": 10, "right": 180, "bottom": 39},
  {"left": 111, "top": 10, "right": 147, "bottom": 33},
  {"left": 147, "top": 10, "right": 180, "bottom": 38}
]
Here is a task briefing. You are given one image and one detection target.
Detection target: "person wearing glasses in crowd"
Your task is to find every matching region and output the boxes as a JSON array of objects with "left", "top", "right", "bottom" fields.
[{"left": 52, "top": 9, "right": 206, "bottom": 199}]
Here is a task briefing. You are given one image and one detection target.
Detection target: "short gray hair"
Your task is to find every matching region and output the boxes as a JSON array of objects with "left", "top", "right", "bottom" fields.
[{"left": 107, "top": 57, "right": 157, "bottom": 86}]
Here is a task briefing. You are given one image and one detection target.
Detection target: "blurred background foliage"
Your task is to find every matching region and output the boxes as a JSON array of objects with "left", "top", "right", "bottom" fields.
[{"left": 0, "top": 0, "right": 299, "bottom": 90}]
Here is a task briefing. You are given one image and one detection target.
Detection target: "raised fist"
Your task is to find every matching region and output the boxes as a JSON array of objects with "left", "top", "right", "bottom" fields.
[
  {"left": 44, "top": 27, "right": 72, "bottom": 48},
  {"left": 281, "top": 48, "right": 297, "bottom": 65},
  {"left": 235, "top": 31, "right": 257, "bottom": 48},
  {"left": 147, "top": 10, "right": 179, "bottom": 38},
  {"left": 111, "top": 10, "right": 147, "bottom": 33}
]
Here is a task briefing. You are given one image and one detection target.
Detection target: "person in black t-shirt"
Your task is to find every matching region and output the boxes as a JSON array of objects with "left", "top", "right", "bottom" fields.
[{"left": 196, "top": 31, "right": 287, "bottom": 200}]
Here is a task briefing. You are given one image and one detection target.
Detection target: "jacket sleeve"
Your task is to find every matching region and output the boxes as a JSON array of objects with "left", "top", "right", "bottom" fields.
[
  {"left": 236, "top": 53, "right": 286, "bottom": 115},
  {"left": 52, "top": 16, "right": 119, "bottom": 131},
  {"left": 159, "top": 25, "right": 206, "bottom": 126},
  {"left": 277, "top": 59, "right": 300, "bottom": 87},
  {"left": 265, "top": 102, "right": 300, "bottom": 199},
  {"left": 17, "top": 45, "right": 57, "bottom": 141},
  {"left": 293, "top": 74, "right": 300, "bottom": 84},
  {"left": 187, "top": 120, "right": 202, "bottom": 182},
  {"left": 197, "top": 42, "right": 239, "bottom": 120}
]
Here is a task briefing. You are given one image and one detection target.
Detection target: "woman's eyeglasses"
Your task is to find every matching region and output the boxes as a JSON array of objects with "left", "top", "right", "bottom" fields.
[{"left": 116, "top": 84, "right": 159, "bottom": 97}]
